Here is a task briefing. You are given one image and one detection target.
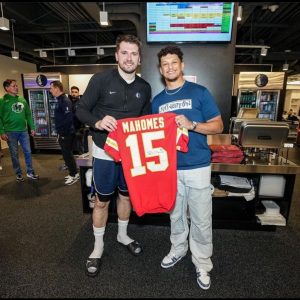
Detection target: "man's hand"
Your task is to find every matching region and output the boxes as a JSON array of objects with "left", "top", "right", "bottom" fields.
[
  {"left": 30, "top": 130, "right": 36, "bottom": 136},
  {"left": 0, "top": 134, "right": 8, "bottom": 141},
  {"left": 175, "top": 115, "right": 193, "bottom": 130},
  {"left": 95, "top": 115, "right": 117, "bottom": 132}
]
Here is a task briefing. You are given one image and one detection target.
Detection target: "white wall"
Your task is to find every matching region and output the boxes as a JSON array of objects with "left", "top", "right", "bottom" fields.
[
  {"left": 68, "top": 74, "right": 93, "bottom": 95},
  {"left": 284, "top": 90, "right": 300, "bottom": 115},
  {"left": 0, "top": 54, "right": 37, "bottom": 149},
  {"left": 0, "top": 54, "right": 37, "bottom": 96}
]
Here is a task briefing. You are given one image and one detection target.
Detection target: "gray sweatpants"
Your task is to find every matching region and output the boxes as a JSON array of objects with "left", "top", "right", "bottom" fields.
[{"left": 169, "top": 166, "right": 213, "bottom": 272}]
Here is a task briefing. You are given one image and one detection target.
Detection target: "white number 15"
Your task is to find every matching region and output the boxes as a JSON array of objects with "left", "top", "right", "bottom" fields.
[{"left": 125, "top": 130, "right": 168, "bottom": 177}]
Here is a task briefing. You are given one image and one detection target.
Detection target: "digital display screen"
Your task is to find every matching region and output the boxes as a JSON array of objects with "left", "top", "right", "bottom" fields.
[{"left": 146, "top": 2, "right": 234, "bottom": 43}]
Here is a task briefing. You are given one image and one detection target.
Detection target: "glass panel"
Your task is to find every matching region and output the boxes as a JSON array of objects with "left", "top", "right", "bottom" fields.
[
  {"left": 46, "top": 90, "right": 58, "bottom": 137},
  {"left": 238, "top": 90, "right": 257, "bottom": 109},
  {"left": 257, "top": 90, "right": 279, "bottom": 120},
  {"left": 28, "top": 90, "right": 49, "bottom": 136}
]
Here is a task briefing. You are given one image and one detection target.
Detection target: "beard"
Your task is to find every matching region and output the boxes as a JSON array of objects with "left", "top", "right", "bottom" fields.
[
  {"left": 119, "top": 62, "right": 137, "bottom": 74},
  {"left": 165, "top": 75, "right": 180, "bottom": 83}
]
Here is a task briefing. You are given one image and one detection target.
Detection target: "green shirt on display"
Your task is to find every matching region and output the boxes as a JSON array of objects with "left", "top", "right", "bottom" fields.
[{"left": 0, "top": 93, "right": 35, "bottom": 134}]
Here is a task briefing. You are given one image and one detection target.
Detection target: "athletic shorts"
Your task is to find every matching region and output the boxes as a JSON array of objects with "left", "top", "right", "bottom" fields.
[{"left": 92, "top": 157, "right": 129, "bottom": 202}]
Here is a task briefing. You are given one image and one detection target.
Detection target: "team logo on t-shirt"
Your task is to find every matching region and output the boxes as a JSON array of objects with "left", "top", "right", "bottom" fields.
[
  {"left": 159, "top": 99, "right": 192, "bottom": 113},
  {"left": 136, "top": 92, "right": 141, "bottom": 99},
  {"left": 12, "top": 102, "right": 24, "bottom": 113}
]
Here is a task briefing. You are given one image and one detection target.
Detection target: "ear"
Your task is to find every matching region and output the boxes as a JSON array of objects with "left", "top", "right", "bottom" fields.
[{"left": 115, "top": 52, "right": 118, "bottom": 62}]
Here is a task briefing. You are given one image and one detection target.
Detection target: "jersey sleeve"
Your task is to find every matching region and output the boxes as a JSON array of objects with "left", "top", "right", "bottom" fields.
[
  {"left": 176, "top": 127, "right": 189, "bottom": 153},
  {"left": 104, "top": 130, "right": 121, "bottom": 162}
]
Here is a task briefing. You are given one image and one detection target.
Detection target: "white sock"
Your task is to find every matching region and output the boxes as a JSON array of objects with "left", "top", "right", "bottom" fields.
[
  {"left": 89, "top": 225, "right": 105, "bottom": 259},
  {"left": 117, "top": 219, "right": 134, "bottom": 245}
]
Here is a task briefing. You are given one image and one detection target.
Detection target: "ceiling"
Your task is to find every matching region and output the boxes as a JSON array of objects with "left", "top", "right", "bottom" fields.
[
  {"left": 236, "top": 2, "right": 300, "bottom": 74},
  {"left": 0, "top": 2, "right": 300, "bottom": 74}
]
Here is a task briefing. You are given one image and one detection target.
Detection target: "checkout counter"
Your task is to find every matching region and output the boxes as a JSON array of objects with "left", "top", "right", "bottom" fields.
[{"left": 77, "top": 120, "right": 300, "bottom": 230}]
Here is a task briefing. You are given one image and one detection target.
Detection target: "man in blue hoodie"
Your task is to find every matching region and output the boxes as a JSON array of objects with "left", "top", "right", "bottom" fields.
[{"left": 50, "top": 80, "right": 79, "bottom": 185}]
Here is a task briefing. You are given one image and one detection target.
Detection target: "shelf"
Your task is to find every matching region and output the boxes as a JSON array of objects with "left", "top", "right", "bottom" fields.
[{"left": 78, "top": 161, "right": 297, "bottom": 230}]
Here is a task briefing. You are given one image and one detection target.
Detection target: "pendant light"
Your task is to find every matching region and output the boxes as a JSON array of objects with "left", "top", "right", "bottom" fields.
[
  {"left": 11, "top": 19, "right": 19, "bottom": 59},
  {"left": 237, "top": 6, "right": 243, "bottom": 22},
  {"left": 100, "top": 2, "right": 109, "bottom": 26},
  {"left": 0, "top": 2, "right": 9, "bottom": 30}
]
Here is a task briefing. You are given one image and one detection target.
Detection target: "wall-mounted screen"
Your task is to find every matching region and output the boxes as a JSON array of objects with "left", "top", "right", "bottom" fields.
[{"left": 146, "top": 2, "right": 235, "bottom": 43}]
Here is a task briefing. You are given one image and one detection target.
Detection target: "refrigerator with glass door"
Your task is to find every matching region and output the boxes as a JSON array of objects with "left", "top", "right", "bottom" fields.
[
  {"left": 236, "top": 72, "right": 285, "bottom": 121},
  {"left": 257, "top": 90, "right": 280, "bottom": 120},
  {"left": 22, "top": 73, "right": 69, "bottom": 150}
]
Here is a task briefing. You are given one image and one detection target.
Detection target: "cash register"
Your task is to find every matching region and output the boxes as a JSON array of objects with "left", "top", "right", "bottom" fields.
[{"left": 237, "top": 120, "right": 289, "bottom": 163}]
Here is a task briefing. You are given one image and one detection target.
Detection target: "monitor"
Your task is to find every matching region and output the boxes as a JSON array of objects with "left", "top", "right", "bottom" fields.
[{"left": 146, "top": 2, "right": 235, "bottom": 43}]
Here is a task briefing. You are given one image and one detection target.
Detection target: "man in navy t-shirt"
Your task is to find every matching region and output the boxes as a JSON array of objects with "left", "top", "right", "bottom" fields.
[{"left": 152, "top": 45, "right": 223, "bottom": 290}]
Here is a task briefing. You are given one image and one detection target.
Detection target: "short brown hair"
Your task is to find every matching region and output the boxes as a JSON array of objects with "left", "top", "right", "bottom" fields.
[
  {"left": 50, "top": 80, "right": 64, "bottom": 92},
  {"left": 3, "top": 79, "right": 16, "bottom": 91},
  {"left": 157, "top": 45, "right": 184, "bottom": 65},
  {"left": 115, "top": 34, "right": 142, "bottom": 54}
]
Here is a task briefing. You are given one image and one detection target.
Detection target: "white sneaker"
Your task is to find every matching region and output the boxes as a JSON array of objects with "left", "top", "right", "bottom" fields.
[
  {"left": 161, "top": 252, "right": 185, "bottom": 268},
  {"left": 16, "top": 174, "right": 25, "bottom": 182},
  {"left": 65, "top": 173, "right": 79, "bottom": 180},
  {"left": 64, "top": 175, "right": 72, "bottom": 181},
  {"left": 65, "top": 173, "right": 80, "bottom": 185},
  {"left": 196, "top": 268, "right": 211, "bottom": 290},
  {"left": 26, "top": 172, "right": 39, "bottom": 180}
]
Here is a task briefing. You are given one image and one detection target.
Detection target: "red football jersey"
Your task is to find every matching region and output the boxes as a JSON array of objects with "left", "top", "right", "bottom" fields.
[{"left": 104, "top": 112, "right": 189, "bottom": 216}]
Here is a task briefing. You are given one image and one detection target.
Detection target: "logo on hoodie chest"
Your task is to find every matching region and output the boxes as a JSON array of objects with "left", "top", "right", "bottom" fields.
[{"left": 12, "top": 102, "right": 24, "bottom": 113}]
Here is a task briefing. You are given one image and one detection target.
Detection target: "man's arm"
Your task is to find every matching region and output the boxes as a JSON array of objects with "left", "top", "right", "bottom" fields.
[
  {"left": 192, "top": 115, "right": 223, "bottom": 135},
  {"left": 76, "top": 74, "right": 102, "bottom": 129},
  {"left": 175, "top": 115, "right": 224, "bottom": 135}
]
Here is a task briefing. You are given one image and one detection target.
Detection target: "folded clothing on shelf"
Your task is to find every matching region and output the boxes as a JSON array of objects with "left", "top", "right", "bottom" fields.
[
  {"left": 212, "top": 174, "right": 253, "bottom": 193},
  {"left": 210, "top": 144, "right": 244, "bottom": 164}
]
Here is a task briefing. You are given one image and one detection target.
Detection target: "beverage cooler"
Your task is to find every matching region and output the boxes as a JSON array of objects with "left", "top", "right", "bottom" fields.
[
  {"left": 22, "top": 73, "right": 69, "bottom": 150},
  {"left": 238, "top": 89, "right": 280, "bottom": 120},
  {"left": 236, "top": 72, "right": 285, "bottom": 121}
]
